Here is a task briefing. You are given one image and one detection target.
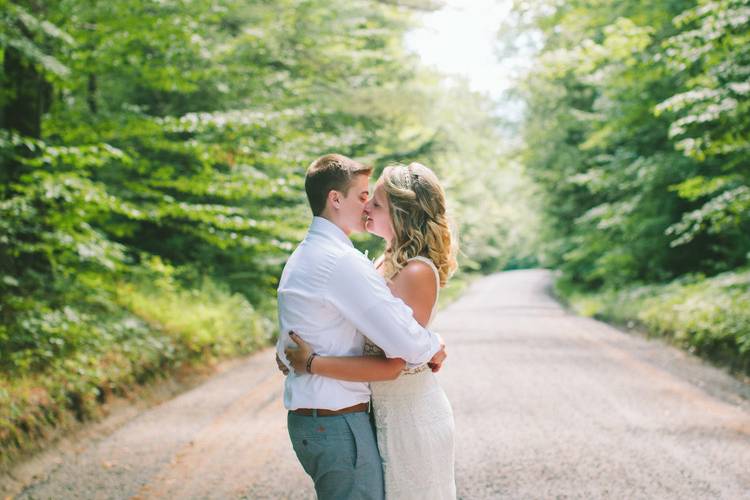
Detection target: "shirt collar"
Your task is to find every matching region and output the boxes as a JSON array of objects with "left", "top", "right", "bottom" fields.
[{"left": 309, "top": 216, "right": 354, "bottom": 247}]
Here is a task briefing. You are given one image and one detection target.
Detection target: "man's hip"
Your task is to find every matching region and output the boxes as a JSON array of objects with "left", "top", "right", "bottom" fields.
[
  {"left": 290, "top": 401, "right": 369, "bottom": 417},
  {"left": 287, "top": 410, "right": 383, "bottom": 500}
]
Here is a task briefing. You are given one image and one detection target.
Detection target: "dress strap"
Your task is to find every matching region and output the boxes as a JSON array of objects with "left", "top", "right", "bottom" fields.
[{"left": 407, "top": 256, "right": 440, "bottom": 291}]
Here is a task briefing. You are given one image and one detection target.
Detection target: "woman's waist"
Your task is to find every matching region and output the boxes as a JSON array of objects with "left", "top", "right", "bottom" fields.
[
  {"left": 363, "top": 340, "right": 433, "bottom": 375},
  {"left": 370, "top": 369, "right": 441, "bottom": 397}
]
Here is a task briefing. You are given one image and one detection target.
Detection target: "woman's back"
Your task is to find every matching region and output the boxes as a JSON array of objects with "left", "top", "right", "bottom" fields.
[{"left": 366, "top": 255, "right": 456, "bottom": 500}]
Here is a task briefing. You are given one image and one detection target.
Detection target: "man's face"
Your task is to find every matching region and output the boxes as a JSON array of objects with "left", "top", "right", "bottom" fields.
[{"left": 338, "top": 174, "right": 370, "bottom": 234}]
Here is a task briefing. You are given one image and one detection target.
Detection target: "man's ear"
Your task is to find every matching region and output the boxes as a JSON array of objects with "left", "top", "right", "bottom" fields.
[{"left": 328, "top": 189, "right": 341, "bottom": 210}]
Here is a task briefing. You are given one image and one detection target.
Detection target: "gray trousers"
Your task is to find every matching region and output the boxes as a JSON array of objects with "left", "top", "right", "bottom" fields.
[{"left": 288, "top": 410, "right": 384, "bottom": 500}]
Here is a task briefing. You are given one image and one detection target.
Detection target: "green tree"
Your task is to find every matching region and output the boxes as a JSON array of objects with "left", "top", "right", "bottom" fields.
[{"left": 509, "top": 0, "right": 749, "bottom": 288}]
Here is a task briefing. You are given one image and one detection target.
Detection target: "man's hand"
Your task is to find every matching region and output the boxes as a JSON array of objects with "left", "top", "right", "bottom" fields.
[
  {"left": 275, "top": 352, "right": 290, "bottom": 376},
  {"left": 428, "top": 335, "right": 447, "bottom": 373}
]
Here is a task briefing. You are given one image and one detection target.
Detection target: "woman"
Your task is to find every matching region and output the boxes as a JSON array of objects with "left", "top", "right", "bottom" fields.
[{"left": 286, "top": 162, "right": 458, "bottom": 499}]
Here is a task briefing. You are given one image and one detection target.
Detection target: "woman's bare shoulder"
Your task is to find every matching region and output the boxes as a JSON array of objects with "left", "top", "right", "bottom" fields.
[
  {"left": 392, "top": 259, "right": 436, "bottom": 291},
  {"left": 390, "top": 260, "right": 437, "bottom": 326}
]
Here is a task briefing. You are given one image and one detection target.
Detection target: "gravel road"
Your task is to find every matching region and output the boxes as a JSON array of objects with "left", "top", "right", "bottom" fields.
[{"left": 9, "top": 269, "right": 750, "bottom": 499}]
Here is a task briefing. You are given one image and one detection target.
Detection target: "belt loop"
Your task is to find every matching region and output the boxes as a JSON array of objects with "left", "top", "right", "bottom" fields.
[
  {"left": 312, "top": 409, "right": 318, "bottom": 418},
  {"left": 368, "top": 399, "right": 371, "bottom": 414}
]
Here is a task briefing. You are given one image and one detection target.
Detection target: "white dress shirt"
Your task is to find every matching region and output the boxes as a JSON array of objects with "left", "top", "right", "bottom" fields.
[{"left": 276, "top": 216, "right": 442, "bottom": 410}]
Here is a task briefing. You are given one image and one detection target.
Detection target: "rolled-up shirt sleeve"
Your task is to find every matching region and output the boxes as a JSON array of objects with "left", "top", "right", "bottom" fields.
[{"left": 324, "top": 252, "right": 441, "bottom": 367}]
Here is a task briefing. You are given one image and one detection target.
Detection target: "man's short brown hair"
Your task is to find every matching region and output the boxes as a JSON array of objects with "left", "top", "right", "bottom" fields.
[{"left": 305, "top": 154, "right": 372, "bottom": 216}]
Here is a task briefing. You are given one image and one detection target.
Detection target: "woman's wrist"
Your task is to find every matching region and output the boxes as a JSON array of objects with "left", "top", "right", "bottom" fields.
[{"left": 305, "top": 352, "right": 318, "bottom": 374}]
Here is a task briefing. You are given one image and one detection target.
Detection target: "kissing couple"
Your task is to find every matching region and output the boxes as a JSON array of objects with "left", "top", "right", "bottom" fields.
[{"left": 276, "top": 153, "right": 457, "bottom": 499}]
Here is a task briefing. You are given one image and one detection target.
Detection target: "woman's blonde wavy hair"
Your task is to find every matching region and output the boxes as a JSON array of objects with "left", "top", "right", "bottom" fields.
[{"left": 381, "top": 163, "right": 458, "bottom": 287}]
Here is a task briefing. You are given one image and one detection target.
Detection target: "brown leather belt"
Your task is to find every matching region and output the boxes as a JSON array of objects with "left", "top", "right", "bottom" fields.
[{"left": 291, "top": 402, "right": 369, "bottom": 417}]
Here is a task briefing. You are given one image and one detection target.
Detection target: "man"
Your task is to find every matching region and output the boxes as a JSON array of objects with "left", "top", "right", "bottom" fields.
[{"left": 276, "top": 153, "right": 445, "bottom": 499}]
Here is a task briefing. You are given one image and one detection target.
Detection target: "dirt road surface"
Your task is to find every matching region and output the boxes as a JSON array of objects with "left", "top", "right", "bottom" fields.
[{"left": 10, "top": 269, "right": 750, "bottom": 499}]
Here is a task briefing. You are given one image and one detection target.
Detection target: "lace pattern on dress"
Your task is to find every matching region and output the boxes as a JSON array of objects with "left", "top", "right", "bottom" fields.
[
  {"left": 363, "top": 338, "right": 431, "bottom": 375},
  {"left": 370, "top": 368, "right": 456, "bottom": 499}
]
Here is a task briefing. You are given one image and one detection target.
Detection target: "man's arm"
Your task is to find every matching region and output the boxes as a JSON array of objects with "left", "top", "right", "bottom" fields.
[{"left": 325, "top": 252, "right": 442, "bottom": 367}]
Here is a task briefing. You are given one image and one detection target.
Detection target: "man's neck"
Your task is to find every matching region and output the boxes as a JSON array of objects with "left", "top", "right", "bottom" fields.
[{"left": 317, "top": 213, "right": 351, "bottom": 236}]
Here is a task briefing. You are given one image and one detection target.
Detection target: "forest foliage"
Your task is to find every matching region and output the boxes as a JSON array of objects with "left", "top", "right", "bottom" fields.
[
  {"left": 509, "top": 0, "right": 749, "bottom": 288},
  {"left": 0, "top": 0, "right": 536, "bottom": 460},
  {"left": 6, "top": 0, "right": 747, "bottom": 464},
  {"left": 508, "top": 0, "right": 749, "bottom": 372}
]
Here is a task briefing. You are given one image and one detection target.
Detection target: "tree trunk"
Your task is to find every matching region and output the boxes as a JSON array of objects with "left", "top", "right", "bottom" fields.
[
  {"left": 1, "top": 46, "right": 44, "bottom": 139},
  {"left": 87, "top": 73, "right": 98, "bottom": 115}
]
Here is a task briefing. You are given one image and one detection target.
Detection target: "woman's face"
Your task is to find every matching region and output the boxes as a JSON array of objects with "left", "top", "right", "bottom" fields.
[{"left": 364, "top": 177, "right": 394, "bottom": 242}]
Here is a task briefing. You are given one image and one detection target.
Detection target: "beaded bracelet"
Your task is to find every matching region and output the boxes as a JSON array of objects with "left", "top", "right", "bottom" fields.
[{"left": 305, "top": 352, "right": 318, "bottom": 374}]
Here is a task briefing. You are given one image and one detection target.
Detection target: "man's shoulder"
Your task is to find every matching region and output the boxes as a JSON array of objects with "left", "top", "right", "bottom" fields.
[
  {"left": 324, "top": 247, "right": 383, "bottom": 294},
  {"left": 292, "top": 234, "right": 356, "bottom": 262},
  {"left": 333, "top": 245, "right": 373, "bottom": 269},
  {"left": 281, "top": 236, "right": 367, "bottom": 282}
]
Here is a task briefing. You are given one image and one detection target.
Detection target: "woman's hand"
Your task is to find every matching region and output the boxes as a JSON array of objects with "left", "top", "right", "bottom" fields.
[
  {"left": 285, "top": 331, "right": 314, "bottom": 374},
  {"left": 275, "top": 352, "right": 290, "bottom": 375}
]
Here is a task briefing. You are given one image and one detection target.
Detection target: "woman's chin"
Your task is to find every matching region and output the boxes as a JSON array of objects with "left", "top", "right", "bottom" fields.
[{"left": 366, "top": 226, "right": 385, "bottom": 240}]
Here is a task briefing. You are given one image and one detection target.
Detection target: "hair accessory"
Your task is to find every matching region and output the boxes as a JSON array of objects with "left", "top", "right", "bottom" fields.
[{"left": 401, "top": 165, "right": 413, "bottom": 189}]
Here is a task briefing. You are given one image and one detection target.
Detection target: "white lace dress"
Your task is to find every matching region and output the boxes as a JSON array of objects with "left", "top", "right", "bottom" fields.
[{"left": 364, "top": 256, "right": 456, "bottom": 500}]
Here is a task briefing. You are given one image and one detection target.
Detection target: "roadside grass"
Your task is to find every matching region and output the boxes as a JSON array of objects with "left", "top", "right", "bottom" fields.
[
  {"left": 0, "top": 263, "right": 274, "bottom": 467},
  {"left": 556, "top": 269, "right": 750, "bottom": 376},
  {"left": 1, "top": 260, "right": 478, "bottom": 468}
]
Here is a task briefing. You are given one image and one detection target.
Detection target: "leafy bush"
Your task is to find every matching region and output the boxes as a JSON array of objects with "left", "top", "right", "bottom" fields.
[
  {"left": 0, "top": 259, "right": 271, "bottom": 465},
  {"left": 561, "top": 269, "right": 750, "bottom": 374}
]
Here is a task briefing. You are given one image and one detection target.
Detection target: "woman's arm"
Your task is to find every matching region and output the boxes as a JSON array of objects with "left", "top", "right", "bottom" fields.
[
  {"left": 311, "top": 355, "right": 405, "bottom": 382},
  {"left": 285, "top": 332, "right": 405, "bottom": 381}
]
